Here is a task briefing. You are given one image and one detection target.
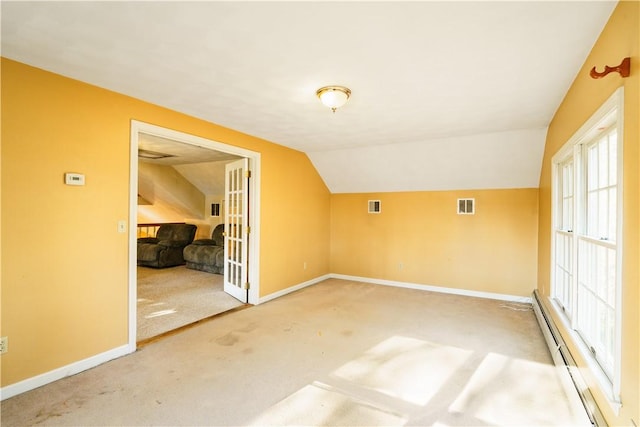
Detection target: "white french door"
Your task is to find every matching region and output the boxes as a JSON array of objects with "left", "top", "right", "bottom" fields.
[{"left": 224, "top": 158, "right": 250, "bottom": 303}]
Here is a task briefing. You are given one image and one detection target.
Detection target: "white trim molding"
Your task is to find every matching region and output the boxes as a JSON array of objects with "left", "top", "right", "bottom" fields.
[
  {"left": 330, "top": 274, "right": 532, "bottom": 303},
  {"left": 258, "top": 274, "right": 331, "bottom": 304},
  {"left": 0, "top": 344, "right": 133, "bottom": 401},
  {"left": 259, "top": 273, "right": 532, "bottom": 305}
]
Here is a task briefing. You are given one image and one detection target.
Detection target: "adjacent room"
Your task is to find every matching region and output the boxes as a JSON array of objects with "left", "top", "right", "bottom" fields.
[
  {"left": 135, "top": 133, "right": 246, "bottom": 341},
  {"left": 1, "top": 2, "right": 638, "bottom": 426}
]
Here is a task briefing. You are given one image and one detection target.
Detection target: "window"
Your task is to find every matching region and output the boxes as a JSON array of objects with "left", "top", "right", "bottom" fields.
[
  {"left": 554, "top": 158, "right": 574, "bottom": 316},
  {"left": 551, "top": 88, "right": 623, "bottom": 402}
]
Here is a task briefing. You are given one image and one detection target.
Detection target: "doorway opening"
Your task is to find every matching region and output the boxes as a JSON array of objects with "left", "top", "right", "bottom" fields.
[{"left": 128, "top": 121, "right": 261, "bottom": 347}]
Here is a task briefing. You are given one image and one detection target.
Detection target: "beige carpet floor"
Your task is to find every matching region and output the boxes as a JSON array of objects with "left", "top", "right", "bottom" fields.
[
  {"left": 137, "top": 265, "right": 243, "bottom": 341},
  {"left": 2, "top": 279, "right": 589, "bottom": 426}
]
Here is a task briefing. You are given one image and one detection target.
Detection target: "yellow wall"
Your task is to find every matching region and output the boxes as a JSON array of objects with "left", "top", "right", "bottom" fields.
[
  {"left": 260, "top": 145, "right": 332, "bottom": 295},
  {"left": 0, "top": 58, "right": 331, "bottom": 386},
  {"left": 331, "top": 189, "right": 539, "bottom": 297},
  {"left": 536, "top": 2, "right": 639, "bottom": 424}
]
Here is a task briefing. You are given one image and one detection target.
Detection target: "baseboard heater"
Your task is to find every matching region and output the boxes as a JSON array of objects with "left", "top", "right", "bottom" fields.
[{"left": 531, "top": 290, "right": 607, "bottom": 426}]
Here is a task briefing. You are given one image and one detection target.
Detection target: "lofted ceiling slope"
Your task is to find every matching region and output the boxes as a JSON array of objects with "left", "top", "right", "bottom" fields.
[
  {"left": 1, "top": 1, "right": 616, "bottom": 193},
  {"left": 138, "top": 133, "right": 240, "bottom": 196}
]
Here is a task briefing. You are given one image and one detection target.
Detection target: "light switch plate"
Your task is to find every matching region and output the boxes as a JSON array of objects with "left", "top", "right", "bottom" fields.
[{"left": 64, "top": 173, "right": 85, "bottom": 186}]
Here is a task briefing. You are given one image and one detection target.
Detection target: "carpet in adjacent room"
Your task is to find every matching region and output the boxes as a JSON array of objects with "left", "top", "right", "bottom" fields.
[{"left": 137, "top": 265, "right": 243, "bottom": 341}]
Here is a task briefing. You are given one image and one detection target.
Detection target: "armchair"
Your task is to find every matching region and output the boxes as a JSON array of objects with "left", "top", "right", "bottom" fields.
[
  {"left": 183, "top": 224, "right": 225, "bottom": 274},
  {"left": 137, "top": 223, "right": 197, "bottom": 268}
]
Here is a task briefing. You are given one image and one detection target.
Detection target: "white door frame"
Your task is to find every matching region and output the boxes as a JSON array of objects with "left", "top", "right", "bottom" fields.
[{"left": 128, "top": 120, "right": 261, "bottom": 349}]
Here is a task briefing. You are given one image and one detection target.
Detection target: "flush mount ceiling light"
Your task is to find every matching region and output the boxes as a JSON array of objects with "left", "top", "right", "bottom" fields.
[{"left": 316, "top": 86, "right": 351, "bottom": 113}]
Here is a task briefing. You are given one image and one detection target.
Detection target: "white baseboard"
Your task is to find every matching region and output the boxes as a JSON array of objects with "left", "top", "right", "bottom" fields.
[
  {"left": 258, "top": 274, "right": 331, "bottom": 304},
  {"left": 330, "top": 274, "right": 532, "bottom": 303},
  {"left": 0, "top": 343, "right": 134, "bottom": 401}
]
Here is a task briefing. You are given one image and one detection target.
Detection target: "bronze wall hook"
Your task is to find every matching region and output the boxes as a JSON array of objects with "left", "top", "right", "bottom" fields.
[{"left": 590, "top": 57, "right": 631, "bottom": 79}]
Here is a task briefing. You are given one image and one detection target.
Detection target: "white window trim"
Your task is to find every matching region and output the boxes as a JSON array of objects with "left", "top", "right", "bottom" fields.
[{"left": 550, "top": 87, "right": 624, "bottom": 413}]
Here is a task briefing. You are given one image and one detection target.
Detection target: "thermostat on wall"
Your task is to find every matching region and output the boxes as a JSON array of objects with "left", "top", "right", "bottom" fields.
[{"left": 64, "top": 172, "right": 85, "bottom": 186}]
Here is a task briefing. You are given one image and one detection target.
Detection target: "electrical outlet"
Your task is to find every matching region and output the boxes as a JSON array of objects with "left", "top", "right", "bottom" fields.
[{"left": 0, "top": 336, "right": 8, "bottom": 354}]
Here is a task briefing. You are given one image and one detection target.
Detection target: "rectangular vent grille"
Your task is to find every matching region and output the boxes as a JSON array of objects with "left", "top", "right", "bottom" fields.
[
  {"left": 368, "top": 200, "right": 381, "bottom": 214},
  {"left": 457, "top": 198, "right": 475, "bottom": 215}
]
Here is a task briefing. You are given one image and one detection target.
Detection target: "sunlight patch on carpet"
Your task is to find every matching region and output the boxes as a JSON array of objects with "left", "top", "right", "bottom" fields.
[
  {"left": 249, "top": 382, "right": 407, "bottom": 427},
  {"left": 449, "top": 352, "right": 586, "bottom": 426},
  {"left": 146, "top": 309, "right": 176, "bottom": 319},
  {"left": 332, "top": 336, "right": 472, "bottom": 406}
]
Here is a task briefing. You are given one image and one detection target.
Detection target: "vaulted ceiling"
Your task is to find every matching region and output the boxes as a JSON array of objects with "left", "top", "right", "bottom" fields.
[
  {"left": 138, "top": 133, "right": 240, "bottom": 196},
  {"left": 1, "top": 1, "right": 616, "bottom": 193}
]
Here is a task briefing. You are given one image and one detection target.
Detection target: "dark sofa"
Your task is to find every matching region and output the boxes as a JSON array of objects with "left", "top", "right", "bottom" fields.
[
  {"left": 183, "top": 224, "right": 225, "bottom": 274},
  {"left": 137, "top": 223, "right": 197, "bottom": 268}
]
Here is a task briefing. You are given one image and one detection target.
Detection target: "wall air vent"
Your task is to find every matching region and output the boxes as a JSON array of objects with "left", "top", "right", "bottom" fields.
[
  {"left": 457, "top": 198, "right": 475, "bottom": 215},
  {"left": 368, "top": 200, "right": 381, "bottom": 214}
]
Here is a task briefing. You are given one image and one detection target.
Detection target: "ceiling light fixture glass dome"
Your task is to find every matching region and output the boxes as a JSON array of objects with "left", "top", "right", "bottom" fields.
[{"left": 316, "top": 86, "right": 351, "bottom": 113}]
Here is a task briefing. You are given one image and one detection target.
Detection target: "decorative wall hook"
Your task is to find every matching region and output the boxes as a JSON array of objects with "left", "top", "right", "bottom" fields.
[{"left": 590, "top": 57, "right": 631, "bottom": 79}]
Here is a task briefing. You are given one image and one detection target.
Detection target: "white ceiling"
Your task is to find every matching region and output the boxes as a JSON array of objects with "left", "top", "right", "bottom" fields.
[
  {"left": 1, "top": 1, "right": 616, "bottom": 193},
  {"left": 139, "top": 133, "right": 240, "bottom": 165}
]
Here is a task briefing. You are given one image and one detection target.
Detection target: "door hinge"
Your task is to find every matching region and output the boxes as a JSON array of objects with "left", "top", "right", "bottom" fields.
[
  {"left": 243, "top": 282, "right": 250, "bottom": 290},
  {"left": 246, "top": 226, "right": 251, "bottom": 234},
  {"left": 245, "top": 170, "right": 251, "bottom": 178}
]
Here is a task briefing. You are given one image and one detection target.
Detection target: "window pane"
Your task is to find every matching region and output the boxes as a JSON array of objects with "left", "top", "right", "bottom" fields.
[
  {"left": 577, "top": 239, "right": 616, "bottom": 378},
  {"left": 607, "top": 248, "right": 617, "bottom": 307},
  {"left": 598, "top": 189, "right": 608, "bottom": 239},
  {"left": 608, "top": 188, "right": 616, "bottom": 242},
  {"left": 598, "top": 138, "right": 608, "bottom": 186},
  {"left": 554, "top": 232, "right": 573, "bottom": 312},
  {"left": 609, "top": 131, "right": 617, "bottom": 186},
  {"left": 596, "top": 245, "right": 607, "bottom": 300},
  {"left": 563, "top": 198, "right": 573, "bottom": 230},
  {"left": 587, "top": 191, "right": 598, "bottom": 237},
  {"left": 563, "top": 162, "right": 573, "bottom": 196},
  {"left": 588, "top": 145, "right": 598, "bottom": 189}
]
